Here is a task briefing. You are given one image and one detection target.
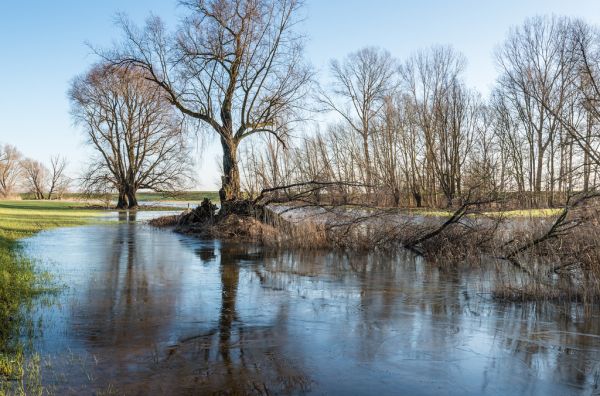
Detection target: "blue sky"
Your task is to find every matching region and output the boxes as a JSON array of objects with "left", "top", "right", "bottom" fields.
[{"left": 2, "top": 0, "right": 600, "bottom": 190}]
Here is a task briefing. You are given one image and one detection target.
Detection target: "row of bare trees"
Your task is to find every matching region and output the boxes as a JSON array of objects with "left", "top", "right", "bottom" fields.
[
  {"left": 72, "top": 0, "right": 600, "bottom": 211},
  {"left": 239, "top": 15, "right": 600, "bottom": 209},
  {"left": 0, "top": 144, "right": 69, "bottom": 199}
]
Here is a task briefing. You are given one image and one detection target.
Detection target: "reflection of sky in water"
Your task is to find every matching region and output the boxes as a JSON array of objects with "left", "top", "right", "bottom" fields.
[{"left": 22, "top": 222, "right": 600, "bottom": 395}]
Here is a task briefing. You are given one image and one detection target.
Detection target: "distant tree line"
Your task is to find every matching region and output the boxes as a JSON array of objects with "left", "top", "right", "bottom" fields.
[{"left": 0, "top": 144, "right": 70, "bottom": 199}]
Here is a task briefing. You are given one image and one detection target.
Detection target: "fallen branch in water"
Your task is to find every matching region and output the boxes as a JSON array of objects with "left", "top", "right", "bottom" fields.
[
  {"left": 500, "top": 191, "right": 600, "bottom": 271},
  {"left": 401, "top": 190, "right": 499, "bottom": 255},
  {"left": 254, "top": 180, "right": 371, "bottom": 207}
]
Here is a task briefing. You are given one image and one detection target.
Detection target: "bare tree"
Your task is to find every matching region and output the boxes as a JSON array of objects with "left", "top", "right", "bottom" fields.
[
  {"left": 400, "top": 46, "right": 474, "bottom": 207},
  {"left": 20, "top": 158, "right": 48, "bottom": 200},
  {"left": 372, "top": 95, "right": 403, "bottom": 206},
  {"left": 495, "top": 16, "right": 576, "bottom": 206},
  {"left": 541, "top": 19, "right": 600, "bottom": 183},
  {"left": 0, "top": 144, "right": 23, "bottom": 198},
  {"left": 104, "top": 0, "right": 312, "bottom": 211},
  {"left": 322, "top": 47, "right": 397, "bottom": 199},
  {"left": 47, "top": 155, "right": 70, "bottom": 199},
  {"left": 70, "top": 63, "right": 192, "bottom": 209}
]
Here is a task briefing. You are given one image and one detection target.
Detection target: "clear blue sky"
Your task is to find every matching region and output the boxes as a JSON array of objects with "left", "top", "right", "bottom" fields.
[{"left": 2, "top": 0, "right": 600, "bottom": 190}]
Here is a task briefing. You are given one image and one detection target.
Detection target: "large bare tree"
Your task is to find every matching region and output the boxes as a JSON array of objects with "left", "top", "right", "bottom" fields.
[
  {"left": 537, "top": 19, "right": 600, "bottom": 183},
  {"left": 105, "top": 0, "right": 312, "bottom": 210},
  {"left": 70, "top": 63, "right": 192, "bottom": 209}
]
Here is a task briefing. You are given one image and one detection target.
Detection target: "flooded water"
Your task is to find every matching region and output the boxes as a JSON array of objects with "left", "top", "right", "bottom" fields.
[{"left": 22, "top": 213, "right": 600, "bottom": 395}]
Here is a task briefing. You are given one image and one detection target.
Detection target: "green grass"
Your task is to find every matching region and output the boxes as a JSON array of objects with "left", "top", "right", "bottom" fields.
[
  {"left": 335, "top": 206, "right": 562, "bottom": 218},
  {"left": 0, "top": 200, "right": 101, "bottom": 390},
  {"left": 0, "top": 201, "right": 102, "bottom": 240},
  {"left": 135, "top": 191, "right": 219, "bottom": 202},
  {"left": 405, "top": 208, "right": 562, "bottom": 218},
  {"left": 491, "top": 208, "right": 562, "bottom": 217},
  {"left": 20, "top": 191, "right": 220, "bottom": 203},
  {"left": 0, "top": 199, "right": 100, "bottom": 211}
]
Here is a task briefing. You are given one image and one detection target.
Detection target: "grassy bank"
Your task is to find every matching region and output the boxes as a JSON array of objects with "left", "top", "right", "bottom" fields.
[
  {"left": 0, "top": 200, "right": 101, "bottom": 390},
  {"left": 273, "top": 203, "right": 563, "bottom": 218},
  {"left": 19, "top": 191, "right": 220, "bottom": 203},
  {"left": 384, "top": 207, "right": 562, "bottom": 218}
]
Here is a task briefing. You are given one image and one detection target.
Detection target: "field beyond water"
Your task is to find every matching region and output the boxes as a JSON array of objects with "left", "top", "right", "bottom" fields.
[
  {"left": 0, "top": 200, "right": 104, "bottom": 239},
  {"left": 19, "top": 191, "right": 220, "bottom": 203}
]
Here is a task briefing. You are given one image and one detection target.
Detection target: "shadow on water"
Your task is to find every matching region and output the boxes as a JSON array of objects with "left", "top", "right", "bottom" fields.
[{"left": 20, "top": 219, "right": 600, "bottom": 395}]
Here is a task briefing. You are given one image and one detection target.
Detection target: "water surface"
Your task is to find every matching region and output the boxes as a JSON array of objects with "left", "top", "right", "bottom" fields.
[{"left": 23, "top": 214, "right": 600, "bottom": 395}]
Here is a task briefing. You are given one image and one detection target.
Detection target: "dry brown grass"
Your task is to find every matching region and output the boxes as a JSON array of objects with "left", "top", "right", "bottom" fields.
[
  {"left": 148, "top": 214, "right": 179, "bottom": 227},
  {"left": 277, "top": 202, "right": 600, "bottom": 304}
]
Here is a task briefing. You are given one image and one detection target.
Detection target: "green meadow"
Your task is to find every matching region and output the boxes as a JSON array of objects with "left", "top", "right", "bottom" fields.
[{"left": 19, "top": 191, "right": 220, "bottom": 203}]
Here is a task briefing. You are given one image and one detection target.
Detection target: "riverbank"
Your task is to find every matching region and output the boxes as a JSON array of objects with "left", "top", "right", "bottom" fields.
[
  {"left": 0, "top": 200, "right": 105, "bottom": 389},
  {"left": 150, "top": 202, "right": 565, "bottom": 248}
]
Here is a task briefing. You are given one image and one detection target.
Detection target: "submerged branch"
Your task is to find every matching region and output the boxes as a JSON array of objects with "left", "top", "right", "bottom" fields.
[{"left": 500, "top": 191, "right": 600, "bottom": 268}]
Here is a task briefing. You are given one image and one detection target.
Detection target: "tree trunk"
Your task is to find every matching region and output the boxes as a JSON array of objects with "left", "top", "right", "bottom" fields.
[
  {"left": 219, "top": 137, "right": 240, "bottom": 204},
  {"left": 536, "top": 140, "right": 543, "bottom": 206},
  {"left": 362, "top": 133, "right": 371, "bottom": 198},
  {"left": 116, "top": 189, "right": 128, "bottom": 209},
  {"left": 393, "top": 187, "right": 400, "bottom": 207},
  {"left": 413, "top": 191, "right": 422, "bottom": 208},
  {"left": 126, "top": 187, "right": 138, "bottom": 209}
]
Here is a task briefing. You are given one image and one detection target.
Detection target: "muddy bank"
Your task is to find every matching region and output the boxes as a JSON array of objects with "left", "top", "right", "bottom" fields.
[
  {"left": 148, "top": 202, "right": 541, "bottom": 252},
  {"left": 149, "top": 203, "right": 328, "bottom": 248},
  {"left": 169, "top": 213, "right": 281, "bottom": 244}
]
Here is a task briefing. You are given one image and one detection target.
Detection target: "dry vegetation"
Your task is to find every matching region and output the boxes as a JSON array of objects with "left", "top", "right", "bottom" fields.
[{"left": 146, "top": 181, "right": 600, "bottom": 305}]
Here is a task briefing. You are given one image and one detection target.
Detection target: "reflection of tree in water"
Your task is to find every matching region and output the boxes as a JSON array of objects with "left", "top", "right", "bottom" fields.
[
  {"left": 58, "top": 223, "right": 600, "bottom": 394},
  {"left": 256, "top": 250, "right": 464, "bottom": 363},
  {"left": 488, "top": 304, "right": 600, "bottom": 392},
  {"left": 152, "top": 244, "right": 311, "bottom": 395},
  {"left": 253, "top": 249, "right": 600, "bottom": 393},
  {"left": 69, "top": 213, "right": 189, "bottom": 386}
]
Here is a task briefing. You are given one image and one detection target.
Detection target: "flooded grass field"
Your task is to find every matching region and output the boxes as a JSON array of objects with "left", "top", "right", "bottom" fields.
[{"left": 18, "top": 214, "right": 600, "bottom": 395}]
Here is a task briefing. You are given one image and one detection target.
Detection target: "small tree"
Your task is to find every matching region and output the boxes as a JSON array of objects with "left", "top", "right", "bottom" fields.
[{"left": 47, "top": 155, "right": 70, "bottom": 199}]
